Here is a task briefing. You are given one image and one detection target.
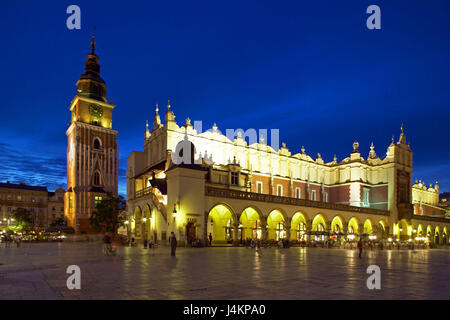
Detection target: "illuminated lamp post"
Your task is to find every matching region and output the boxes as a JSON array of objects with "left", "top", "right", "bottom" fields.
[{"left": 172, "top": 204, "right": 177, "bottom": 223}]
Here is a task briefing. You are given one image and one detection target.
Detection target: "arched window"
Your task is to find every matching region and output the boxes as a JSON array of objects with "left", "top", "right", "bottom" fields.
[
  {"left": 93, "top": 171, "right": 101, "bottom": 186},
  {"left": 93, "top": 138, "right": 101, "bottom": 150}
]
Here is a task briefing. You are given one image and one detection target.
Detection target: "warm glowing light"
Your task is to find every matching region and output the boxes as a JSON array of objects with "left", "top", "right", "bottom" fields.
[{"left": 388, "top": 237, "right": 392, "bottom": 242}]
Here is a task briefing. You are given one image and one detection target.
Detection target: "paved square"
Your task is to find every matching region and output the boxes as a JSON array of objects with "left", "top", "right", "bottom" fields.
[{"left": 0, "top": 243, "right": 449, "bottom": 299}]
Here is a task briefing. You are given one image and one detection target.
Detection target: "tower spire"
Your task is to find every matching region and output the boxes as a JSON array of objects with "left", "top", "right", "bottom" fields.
[
  {"left": 76, "top": 33, "right": 106, "bottom": 102},
  {"left": 90, "top": 33, "right": 96, "bottom": 54},
  {"left": 398, "top": 123, "right": 407, "bottom": 144},
  {"left": 153, "top": 103, "right": 162, "bottom": 130}
]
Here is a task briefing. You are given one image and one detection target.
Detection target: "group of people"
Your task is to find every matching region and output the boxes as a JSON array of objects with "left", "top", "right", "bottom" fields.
[{"left": 1, "top": 234, "right": 21, "bottom": 248}]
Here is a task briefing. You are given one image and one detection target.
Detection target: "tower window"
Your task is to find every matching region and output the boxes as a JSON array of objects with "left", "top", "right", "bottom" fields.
[
  {"left": 93, "top": 138, "right": 101, "bottom": 149},
  {"left": 311, "top": 190, "right": 316, "bottom": 201},
  {"left": 95, "top": 196, "right": 103, "bottom": 207},
  {"left": 94, "top": 171, "right": 101, "bottom": 186}
]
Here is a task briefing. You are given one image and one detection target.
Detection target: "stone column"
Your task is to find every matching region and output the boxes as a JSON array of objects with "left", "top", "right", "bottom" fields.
[
  {"left": 285, "top": 217, "right": 291, "bottom": 240},
  {"left": 233, "top": 223, "right": 239, "bottom": 246}
]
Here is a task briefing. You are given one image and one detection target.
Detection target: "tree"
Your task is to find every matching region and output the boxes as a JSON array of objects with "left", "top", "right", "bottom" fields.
[
  {"left": 89, "top": 192, "right": 126, "bottom": 236},
  {"left": 10, "top": 208, "right": 33, "bottom": 232},
  {"left": 50, "top": 216, "right": 67, "bottom": 227}
]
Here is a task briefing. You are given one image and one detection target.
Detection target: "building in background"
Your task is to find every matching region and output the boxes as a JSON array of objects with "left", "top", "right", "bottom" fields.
[
  {"left": 126, "top": 104, "right": 450, "bottom": 247},
  {"left": 47, "top": 188, "right": 66, "bottom": 225},
  {"left": 0, "top": 182, "right": 66, "bottom": 232},
  {"left": 65, "top": 35, "right": 119, "bottom": 233}
]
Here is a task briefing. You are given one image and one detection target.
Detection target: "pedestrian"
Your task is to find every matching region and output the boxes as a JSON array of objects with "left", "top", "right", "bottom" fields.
[
  {"left": 357, "top": 239, "right": 363, "bottom": 259},
  {"left": 102, "top": 233, "right": 112, "bottom": 256},
  {"left": 209, "top": 233, "right": 213, "bottom": 246},
  {"left": 169, "top": 232, "right": 177, "bottom": 257},
  {"left": 143, "top": 238, "right": 148, "bottom": 249},
  {"left": 16, "top": 236, "right": 21, "bottom": 248}
]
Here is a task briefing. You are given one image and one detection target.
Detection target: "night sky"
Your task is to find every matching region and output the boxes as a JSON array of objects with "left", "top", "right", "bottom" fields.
[{"left": 1, "top": 0, "right": 450, "bottom": 197}]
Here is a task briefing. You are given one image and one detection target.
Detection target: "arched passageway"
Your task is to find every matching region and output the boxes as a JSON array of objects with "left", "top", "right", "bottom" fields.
[
  {"left": 239, "top": 207, "right": 263, "bottom": 241},
  {"left": 311, "top": 214, "right": 327, "bottom": 242},
  {"left": 133, "top": 206, "right": 142, "bottom": 239},
  {"left": 376, "top": 220, "right": 387, "bottom": 240},
  {"left": 347, "top": 217, "right": 359, "bottom": 241},
  {"left": 330, "top": 215, "right": 345, "bottom": 243},
  {"left": 267, "top": 209, "right": 286, "bottom": 240},
  {"left": 207, "top": 204, "right": 236, "bottom": 245},
  {"left": 291, "top": 212, "right": 308, "bottom": 241}
]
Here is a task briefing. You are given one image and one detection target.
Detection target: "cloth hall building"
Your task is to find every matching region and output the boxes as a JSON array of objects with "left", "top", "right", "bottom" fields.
[{"left": 126, "top": 104, "right": 450, "bottom": 247}]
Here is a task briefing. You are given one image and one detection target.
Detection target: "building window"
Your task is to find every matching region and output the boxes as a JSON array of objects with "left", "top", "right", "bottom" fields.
[
  {"left": 7, "top": 207, "right": 11, "bottom": 212},
  {"left": 95, "top": 196, "right": 103, "bottom": 207},
  {"left": 295, "top": 187, "right": 301, "bottom": 199},
  {"left": 311, "top": 190, "right": 316, "bottom": 201},
  {"left": 324, "top": 191, "right": 328, "bottom": 203},
  {"left": 94, "top": 171, "right": 101, "bottom": 186},
  {"left": 257, "top": 182, "right": 263, "bottom": 194},
  {"left": 69, "top": 196, "right": 73, "bottom": 209},
  {"left": 31, "top": 197, "right": 35, "bottom": 203},
  {"left": 93, "top": 138, "right": 101, "bottom": 149},
  {"left": 7, "top": 194, "right": 12, "bottom": 200},
  {"left": 17, "top": 195, "right": 22, "bottom": 201},
  {"left": 277, "top": 185, "right": 283, "bottom": 196},
  {"left": 231, "top": 172, "right": 239, "bottom": 185},
  {"left": 363, "top": 188, "right": 370, "bottom": 207}
]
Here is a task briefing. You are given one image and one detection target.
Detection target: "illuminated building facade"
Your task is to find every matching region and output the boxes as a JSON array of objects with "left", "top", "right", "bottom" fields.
[
  {"left": 126, "top": 104, "right": 450, "bottom": 247},
  {"left": 0, "top": 182, "right": 66, "bottom": 232},
  {"left": 65, "top": 36, "right": 119, "bottom": 233}
]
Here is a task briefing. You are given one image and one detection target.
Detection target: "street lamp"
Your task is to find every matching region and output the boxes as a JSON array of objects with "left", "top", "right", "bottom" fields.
[{"left": 172, "top": 204, "right": 177, "bottom": 223}]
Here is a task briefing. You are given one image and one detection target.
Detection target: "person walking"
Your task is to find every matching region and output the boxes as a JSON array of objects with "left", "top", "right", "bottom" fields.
[
  {"left": 357, "top": 239, "right": 363, "bottom": 259},
  {"left": 102, "top": 233, "right": 112, "bottom": 256},
  {"left": 169, "top": 232, "right": 177, "bottom": 257},
  {"left": 143, "top": 238, "right": 148, "bottom": 249},
  {"left": 209, "top": 233, "right": 213, "bottom": 247}
]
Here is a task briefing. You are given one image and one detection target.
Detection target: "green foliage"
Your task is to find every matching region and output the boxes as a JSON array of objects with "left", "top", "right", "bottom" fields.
[
  {"left": 89, "top": 192, "right": 126, "bottom": 235},
  {"left": 50, "top": 216, "right": 67, "bottom": 227},
  {"left": 11, "top": 207, "right": 33, "bottom": 231}
]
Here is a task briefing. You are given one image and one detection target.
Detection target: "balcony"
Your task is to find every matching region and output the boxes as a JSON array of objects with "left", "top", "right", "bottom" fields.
[{"left": 135, "top": 186, "right": 153, "bottom": 199}]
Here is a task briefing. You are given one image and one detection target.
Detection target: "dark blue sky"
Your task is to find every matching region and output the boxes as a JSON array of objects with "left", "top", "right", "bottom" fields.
[{"left": 1, "top": 0, "right": 450, "bottom": 196}]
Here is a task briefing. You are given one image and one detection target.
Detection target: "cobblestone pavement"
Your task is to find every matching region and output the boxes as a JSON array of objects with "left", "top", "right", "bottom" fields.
[{"left": 0, "top": 242, "right": 449, "bottom": 300}]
